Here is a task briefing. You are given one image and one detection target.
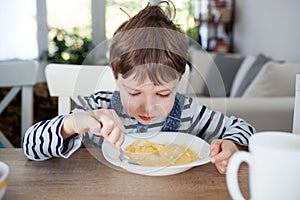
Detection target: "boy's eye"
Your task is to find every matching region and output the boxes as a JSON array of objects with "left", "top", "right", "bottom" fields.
[
  {"left": 129, "top": 92, "right": 140, "bottom": 96},
  {"left": 157, "top": 93, "right": 171, "bottom": 98}
]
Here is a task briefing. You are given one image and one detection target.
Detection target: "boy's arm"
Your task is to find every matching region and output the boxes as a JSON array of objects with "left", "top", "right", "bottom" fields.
[
  {"left": 220, "top": 115, "right": 256, "bottom": 147},
  {"left": 22, "top": 114, "right": 82, "bottom": 161},
  {"left": 189, "top": 102, "right": 255, "bottom": 146}
]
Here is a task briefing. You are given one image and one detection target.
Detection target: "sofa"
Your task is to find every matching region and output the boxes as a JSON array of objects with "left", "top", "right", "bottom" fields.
[{"left": 184, "top": 49, "right": 299, "bottom": 132}]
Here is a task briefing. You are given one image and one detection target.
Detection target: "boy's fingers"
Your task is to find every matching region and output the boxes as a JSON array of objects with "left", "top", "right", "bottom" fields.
[
  {"left": 215, "top": 159, "right": 229, "bottom": 174},
  {"left": 211, "top": 147, "right": 235, "bottom": 163},
  {"left": 101, "top": 126, "right": 125, "bottom": 149},
  {"left": 210, "top": 139, "right": 222, "bottom": 157},
  {"left": 216, "top": 165, "right": 226, "bottom": 174},
  {"left": 110, "top": 128, "right": 123, "bottom": 145},
  {"left": 115, "top": 132, "right": 125, "bottom": 148},
  {"left": 211, "top": 139, "right": 222, "bottom": 149}
]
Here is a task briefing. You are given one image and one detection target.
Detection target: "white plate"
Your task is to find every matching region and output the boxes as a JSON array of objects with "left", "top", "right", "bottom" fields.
[{"left": 102, "top": 132, "right": 211, "bottom": 176}]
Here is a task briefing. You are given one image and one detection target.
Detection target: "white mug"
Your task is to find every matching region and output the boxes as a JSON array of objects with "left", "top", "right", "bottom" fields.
[
  {"left": 226, "top": 131, "right": 300, "bottom": 200},
  {"left": 0, "top": 161, "right": 9, "bottom": 199}
]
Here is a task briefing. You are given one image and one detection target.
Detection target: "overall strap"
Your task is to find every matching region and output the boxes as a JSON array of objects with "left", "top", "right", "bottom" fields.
[
  {"left": 161, "top": 93, "right": 185, "bottom": 132},
  {"left": 108, "top": 91, "right": 149, "bottom": 133},
  {"left": 107, "top": 91, "right": 121, "bottom": 113}
]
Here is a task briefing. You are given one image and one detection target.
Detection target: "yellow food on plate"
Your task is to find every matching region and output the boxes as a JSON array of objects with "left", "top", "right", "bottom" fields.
[{"left": 124, "top": 140, "right": 199, "bottom": 166}]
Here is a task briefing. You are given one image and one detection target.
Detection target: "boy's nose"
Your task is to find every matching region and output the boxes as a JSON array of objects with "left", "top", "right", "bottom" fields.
[{"left": 141, "top": 97, "right": 155, "bottom": 113}]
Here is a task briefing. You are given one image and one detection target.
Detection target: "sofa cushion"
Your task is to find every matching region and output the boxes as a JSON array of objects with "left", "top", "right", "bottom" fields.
[
  {"left": 202, "top": 54, "right": 244, "bottom": 97},
  {"left": 230, "top": 55, "right": 256, "bottom": 97},
  {"left": 187, "top": 50, "right": 216, "bottom": 96},
  {"left": 243, "top": 61, "right": 300, "bottom": 97},
  {"left": 234, "top": 53, "right": 270, "bottom": 97}
]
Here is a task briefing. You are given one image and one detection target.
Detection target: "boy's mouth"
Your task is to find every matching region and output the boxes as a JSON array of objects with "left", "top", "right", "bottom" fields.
[{"left": 139, "top": 115, "right": 153, "bottom": 121}]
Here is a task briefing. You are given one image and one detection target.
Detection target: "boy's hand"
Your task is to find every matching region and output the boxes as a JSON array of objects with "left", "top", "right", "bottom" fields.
[
  {"left": 62, "top": 109, "right": 125, "bottom": 148},
  {"left": 93, "top": 109, "right": 125, "bottom": 148},
  {"left": 209, "top": 139, "right": 239, "bottom": 174}
]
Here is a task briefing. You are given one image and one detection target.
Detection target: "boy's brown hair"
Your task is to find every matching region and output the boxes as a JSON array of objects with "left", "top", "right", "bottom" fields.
[{"left": 109, "top": 1, "right": 188, "bottom": 84}]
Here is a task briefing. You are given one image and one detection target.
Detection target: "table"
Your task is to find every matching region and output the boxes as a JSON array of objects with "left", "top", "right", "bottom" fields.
[{"left": 0, "top": 148, "right": 249, "bottom": 200}]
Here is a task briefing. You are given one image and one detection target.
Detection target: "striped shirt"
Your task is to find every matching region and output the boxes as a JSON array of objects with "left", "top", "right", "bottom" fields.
[{"left": 23, "top": 91, "right": 255, "bottom": 161}]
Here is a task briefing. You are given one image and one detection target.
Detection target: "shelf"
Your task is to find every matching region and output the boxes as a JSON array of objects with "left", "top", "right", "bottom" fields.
[{"left": 195, "top": 0, "right": 235, "bottom": 53}]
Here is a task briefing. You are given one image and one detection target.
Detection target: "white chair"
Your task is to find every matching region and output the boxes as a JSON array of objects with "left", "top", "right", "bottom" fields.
[
  {"left": 46, "top": 64, "right": 116, "bottom": 115},
  {"left": 177, "top": 64, "right": 191, "bottom": 94},
  {"left": 293, "top": 74, "right": 300, "bottom": 135},
  {"left": 0, "top": 60, "right": 39, "bottom": 147},
  {"left": 45, "top": 63, "right": 191, "bottom": 115}
]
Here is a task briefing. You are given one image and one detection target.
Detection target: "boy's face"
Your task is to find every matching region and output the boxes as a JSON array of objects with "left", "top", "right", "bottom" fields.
[{"left": 117, "top": 73, "right": 179, "bottom": 125}]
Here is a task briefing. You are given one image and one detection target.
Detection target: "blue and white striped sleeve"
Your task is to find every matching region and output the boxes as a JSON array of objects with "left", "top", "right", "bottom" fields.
[
  {"left": 22, "top": 91, "right": 113, "bottom": 161},
  {"left": 186, "top": 97, "right": 256, "bottom": 146},
  {"left": 23, "top": 114, "right": 82, "bottom": 161},
  {"left": 219, "top": 116, "right": 255, "bottom": 146}
]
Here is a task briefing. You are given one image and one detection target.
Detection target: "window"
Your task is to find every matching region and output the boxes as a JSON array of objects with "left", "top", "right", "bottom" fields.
[
  {"left": 0, "top": 0, "right": 38, "bottom": 60},
  {"left": 46, "top": 0, "right": 92, "bottom": 38},
  {"left": 0, "top": 0, "right": 195, "bottom": 61},
  {"left": 46, "top": 0, "right": 92, "bottom": 64},
  {"left": 105, "top": 0, "right": 195, "bottom": 39}
]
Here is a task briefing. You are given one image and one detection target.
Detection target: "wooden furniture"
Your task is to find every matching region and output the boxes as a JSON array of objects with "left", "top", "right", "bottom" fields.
[
  {"left": 0, "top": 148, "right": 249, "bottom": 200},
  {"left": 0, "top": 61, "right": 39, "bottom": 147},
  {"left": 293, "top": 74, "right": 300, "bottom": 135}
]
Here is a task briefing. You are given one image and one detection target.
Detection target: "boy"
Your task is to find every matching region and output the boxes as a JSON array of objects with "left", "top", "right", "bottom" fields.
[{"left": 23, "top": 2, "right": 255, "bottom": 174}]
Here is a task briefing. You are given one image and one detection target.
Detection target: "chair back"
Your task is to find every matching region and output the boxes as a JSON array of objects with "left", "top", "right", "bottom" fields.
[
  {"left": 293, "top": 74, "right": 300, "bottom": 135},
  {"left": 45, "top": 64, "right": 116, "bottom": 115},
  {"left": 0, "top": 60, "right": 39, "bottom": 147}
]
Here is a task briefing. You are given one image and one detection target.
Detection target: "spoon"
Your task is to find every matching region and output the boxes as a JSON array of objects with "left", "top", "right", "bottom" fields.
[
  {"left": 119, "top": 148, "right": 140, "bottom": 165},
  {"left": 77, "top": 95, "right": 140, "bottom": 165}
]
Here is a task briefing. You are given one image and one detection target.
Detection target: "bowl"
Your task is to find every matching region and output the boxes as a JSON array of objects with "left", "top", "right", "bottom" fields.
[
  {"left": 0, "top": 161, "right": 9, "bottom": 199},
  {"left": 102, "top": 132, "right": 210, "bottom": 176}
]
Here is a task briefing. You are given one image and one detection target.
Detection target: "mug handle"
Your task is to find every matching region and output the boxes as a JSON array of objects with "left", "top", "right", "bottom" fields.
[{"left": 226, "top": 151, "right": 251, "bottom": 200}]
